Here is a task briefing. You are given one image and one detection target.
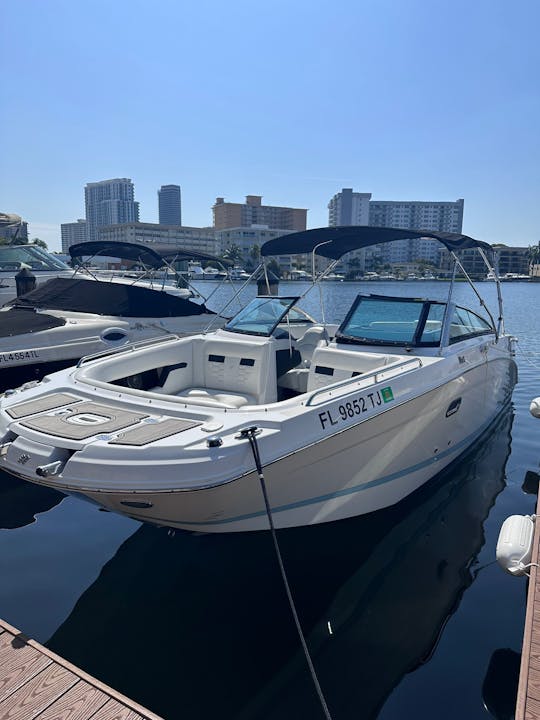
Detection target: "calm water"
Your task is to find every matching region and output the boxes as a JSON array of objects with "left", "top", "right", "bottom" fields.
[{"left": 0, "top": 280, "right": 538, "bottom": 720}]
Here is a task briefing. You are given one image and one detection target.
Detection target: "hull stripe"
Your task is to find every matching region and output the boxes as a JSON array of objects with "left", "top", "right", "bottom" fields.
[{"left": 125, "top": 400, "right": 510, "bottom": 527}]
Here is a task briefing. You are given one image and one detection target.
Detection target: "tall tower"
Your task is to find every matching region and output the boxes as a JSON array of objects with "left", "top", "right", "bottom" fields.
[
  {"left": 84, "top": 178, "right": 140, "bottom": 243},
  {"left": 328, "top": 189, "right": 371, "bottom": 226},
  {"left": 328, "top": 189, "right": 372, "bottom": 274},
  {"left": 158, "top": 185, "right": 182, "bottom": 226}
]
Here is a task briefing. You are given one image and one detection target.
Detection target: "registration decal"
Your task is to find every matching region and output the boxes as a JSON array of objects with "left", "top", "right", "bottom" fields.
[
  {"left": 0, "top": 350, "right": 41, "bottom": 364},
  {"left": 318, "top": 386, "right": 394, "bottom": 430}
]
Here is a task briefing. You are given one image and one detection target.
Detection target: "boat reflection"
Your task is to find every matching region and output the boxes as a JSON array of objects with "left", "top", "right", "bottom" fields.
[
  {"left": 46, "top": 407, "right": 514, "bottom": 720},
  {"left": 0, "top": 471, "right": 64, "bottom": 530}
]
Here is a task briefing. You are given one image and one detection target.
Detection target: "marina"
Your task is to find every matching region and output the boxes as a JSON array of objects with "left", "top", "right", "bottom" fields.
[
  {"left": 0, "top": 276, "right": 538, "bottom": 719},
  {"left": 0, "top": 228, "right": 517, "bottom": 533}
]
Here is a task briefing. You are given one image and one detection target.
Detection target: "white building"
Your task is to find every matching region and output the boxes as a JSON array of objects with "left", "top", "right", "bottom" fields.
[
  {"left": 97, "top": 223, "right": 219, "bottom": 257},
  {"left": 60, "top": 219, "right": 87, "bottom": 253},
  {"left": 328, "top": 189, "right": 371, "bottom": 226},
  {"left": 85, "top": 178, "right": 140, "bottom": 244},
  {"left": 369, "top": 199, "right": 464, "bottom": 266},
  {"left": 327, "top": 190, "right": 372, "bottom": 274},
  {"left": 327, "top": 191, "right": 465, "bottom": 272}
]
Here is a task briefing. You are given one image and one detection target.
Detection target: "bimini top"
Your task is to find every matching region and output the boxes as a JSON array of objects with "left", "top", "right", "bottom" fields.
[
  {"left": 260, "top": 226, "right": 492, "bottom": 260},
  {"left": 69, "top": 241, "right": 227, "bottom": 269}
]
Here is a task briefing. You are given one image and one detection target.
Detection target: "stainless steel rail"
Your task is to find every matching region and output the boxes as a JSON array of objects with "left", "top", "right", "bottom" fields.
[
  {"left": 76, "top": 333, "right": 180, "bottom": 367},
  {"left": 305, "top": 357, "right": 423, "bottom": 407}
]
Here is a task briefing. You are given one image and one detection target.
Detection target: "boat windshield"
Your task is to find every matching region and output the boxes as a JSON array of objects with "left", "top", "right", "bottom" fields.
[
  {"left": 224, "top": 296, "right": 301, "bottom": 337},
  {"left": 336, "top": 294, "right": 446, "bottom": 347},
  {"left": 0, "top": 246, "right": 70, "bottom": 272}
]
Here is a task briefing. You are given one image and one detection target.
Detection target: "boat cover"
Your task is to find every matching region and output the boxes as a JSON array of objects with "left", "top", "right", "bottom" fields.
[
  {"left": 69, "top": 241, "right": 228, "bottom": 268},
  {"left": 8, "top": 278, "right": 214, "bottom": 318},
  {"left": 260, "top": 226, "right": 492, "bottom": 259},
  {"left": 0, "top": 307, "right": 66, "bottom": 337}
]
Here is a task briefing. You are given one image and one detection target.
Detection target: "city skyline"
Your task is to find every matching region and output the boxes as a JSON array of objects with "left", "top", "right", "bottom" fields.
[{"left": 1, "top": 0, "right": 539, "bottom": 251}]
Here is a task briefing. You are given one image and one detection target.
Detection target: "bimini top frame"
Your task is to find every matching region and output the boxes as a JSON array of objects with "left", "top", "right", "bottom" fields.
[{"left": 259, "top": 226, "right": 504, "bottom": 338}]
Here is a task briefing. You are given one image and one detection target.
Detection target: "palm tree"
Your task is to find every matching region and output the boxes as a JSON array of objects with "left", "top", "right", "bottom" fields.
[
  {"left": 222, "top": 243, "right": 244, "bottom": 266},
  {"left": 528, "top": 242, "right": 540, "bottom": 277},
  {"left": 528, "top": 242, "right": 540, "bottom": 264}
]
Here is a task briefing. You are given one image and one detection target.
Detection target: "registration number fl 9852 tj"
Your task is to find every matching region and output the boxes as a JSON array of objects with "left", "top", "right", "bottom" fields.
[{"left": 317, "top": 386, "right": 394, "bottom": 430}]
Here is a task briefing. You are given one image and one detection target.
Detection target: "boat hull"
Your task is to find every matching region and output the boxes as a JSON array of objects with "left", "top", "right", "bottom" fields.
[
  {"left": 0, "top": 312, "right": 222, "bottom": 392},
  {"left": 3, "top": 355, "right": 516, "bottom": 532}
]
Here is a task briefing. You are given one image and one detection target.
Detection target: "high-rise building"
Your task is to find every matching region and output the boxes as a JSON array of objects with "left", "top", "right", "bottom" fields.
[
  {"left": 158, "top": 185, "right": 182, "bottom": 226},
  {"left": 369, "top": 199, "right": 464, "bottom": 232},
  {"left": 328, "top": 190, "right": 372, "bottom": 273},
  {"left": 61, "top": 219, "right": 87, "bottom": 253},
  {"left": 213, "top": 195, "right": 307, "bottom": 231},
  {"left": 369, "top": 198, "right": 464, "bottom": 265},
  {"left": 328, "top": 189, "right": 371, "bottom": 226},
  {"left": 84, "top": 178, "right": 139, "bottom": 244}
]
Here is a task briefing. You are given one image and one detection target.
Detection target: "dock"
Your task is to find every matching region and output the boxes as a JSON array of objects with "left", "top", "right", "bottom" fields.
[
  {"left": 0, "top": 618, "right": 164, "bottom": 720},
  {"left": 517, "top": 492, "right": 540, "bottom": 720}
]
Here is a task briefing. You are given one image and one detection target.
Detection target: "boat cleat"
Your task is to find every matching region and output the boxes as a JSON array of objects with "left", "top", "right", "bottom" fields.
[{"left": 4, "top": 435, "right": 72, "bottom": 482}]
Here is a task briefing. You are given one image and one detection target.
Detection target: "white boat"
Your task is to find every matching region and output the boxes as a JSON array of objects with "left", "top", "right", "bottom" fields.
[
  {"left": 321, "top": 272, "right": 345, "bottom": 281},
  {"left": 188, "top": 263, "right": 228, "bottom": 281},
  {"left": 0, "top": 244, "right": 74, "bottom": 305},
  {"left": 229, "top": 266, "right": 251, "bottom": 281},
  {"left": 531, "top": 397, "right": 540, "bottom": 418},
  {"left": 0, "top": 241, "right": 227, "bottom": 389},
  {"left": 0, "top": 226, "right": 517, "bottom": 533}
]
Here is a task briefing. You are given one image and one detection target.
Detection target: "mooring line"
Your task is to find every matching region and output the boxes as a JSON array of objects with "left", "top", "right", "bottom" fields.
[{"left": 237, "top": 426, "right": 333, "bottom": 720}]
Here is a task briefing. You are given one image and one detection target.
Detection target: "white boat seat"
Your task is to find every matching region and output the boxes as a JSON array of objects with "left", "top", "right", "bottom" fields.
[
  {"left": 294, "top": 325, "right": 329, "bottom": 367},
  {"left": 278, "top": 367, "right": 309, "bottom": 394},
  {"left": 277, "top": 326, "right": 331, "bottom": 395},
  {"left": 307, "top": 347, "right": 400, "bottom": 391},
  {"left": 173, "top": 387, "right": 257, "bottom": 409}
]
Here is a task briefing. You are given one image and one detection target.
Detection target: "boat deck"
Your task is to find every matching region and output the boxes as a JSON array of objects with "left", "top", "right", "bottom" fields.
[
  {"left": 517, "top": 491, "right": 540, "bottom": 719},
  {"left": 0, "top": 618, "right": 163, "bottom": 720}
]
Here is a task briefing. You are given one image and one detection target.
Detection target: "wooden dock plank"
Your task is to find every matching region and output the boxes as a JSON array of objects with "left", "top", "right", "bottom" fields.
[
  {"left": 516, "top": 492, "right": 540, "bottom": 720},
  {"left": 0, "top": 619, "right": 164, "bottom": 720},
  {"left": 527, "top": 696, "right": 540, "bottom": 720},
  {"left": 37, "top": 680, "right": 109, "bottom": 720},
  {"left": 0, "top": 647, "right": 52, "bottom": 703},
  {"left": 0, "top": 663, "right": 78, "bottom": 720},
  {"left": 530, "top": 642, "right": 540, "bottom": 674},
  {"left": 91, "top": 698, "right": 145, "bottom": 720}
]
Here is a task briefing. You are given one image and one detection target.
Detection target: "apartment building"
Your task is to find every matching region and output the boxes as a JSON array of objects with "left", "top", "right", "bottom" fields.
[
  {"left": 213, "top": 195, "right": 307, "bottom": 232},
  {"left": 60, "top": 219, "right": 87, "bottom": 253},
  {"left": 85, "top": 178, "right": 140, "bottom": 243}
]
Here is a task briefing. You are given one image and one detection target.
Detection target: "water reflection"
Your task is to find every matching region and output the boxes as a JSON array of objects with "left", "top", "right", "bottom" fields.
[
  {"left": 0, "top": 471, "right": 64, "bottom": 529},
  {"left": 482, "top": 648, "right": 521, "bottom": 720},
  {"left": 47, "top": 408, "right": 514, "bottom": 720}
]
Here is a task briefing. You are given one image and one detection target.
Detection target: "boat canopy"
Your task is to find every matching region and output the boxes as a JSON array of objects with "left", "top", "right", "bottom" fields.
[
  {"left": 69, "top": 241, "right": 227, "bottom": 269},
  {"left": 9, "top": 278, "right": 213, "bottom": 318},
  {"left": 260, "top": 226, "right": 492, "bottom": 260}
]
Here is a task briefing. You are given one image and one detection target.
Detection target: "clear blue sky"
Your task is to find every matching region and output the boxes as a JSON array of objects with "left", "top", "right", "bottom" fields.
[{"left": 1, "top": 0, "right": 539, "bottom": 251}]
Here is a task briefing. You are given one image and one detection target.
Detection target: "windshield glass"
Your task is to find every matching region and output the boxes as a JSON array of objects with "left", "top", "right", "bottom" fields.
[
  {"left": 336, "top": 295, "right": 444, "bottom": 346},
  {"left": 224, "top": 296, "right": 300, "bottom": 336},
  {"left": 0, "top": 245, "right": 70, "bottom": 271}
]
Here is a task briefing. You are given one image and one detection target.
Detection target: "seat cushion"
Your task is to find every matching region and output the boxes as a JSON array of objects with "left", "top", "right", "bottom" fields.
[{"left": 176, "top": 387, "right": 257, "bottom": 409}]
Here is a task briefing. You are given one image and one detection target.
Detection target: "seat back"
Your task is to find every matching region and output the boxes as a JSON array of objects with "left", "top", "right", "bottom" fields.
[
  {"left": 201, "top": 335, "right": 278, "bottom": 404},
  {"left": 294, "top": 325, "right": 329, "bottom": 367}
]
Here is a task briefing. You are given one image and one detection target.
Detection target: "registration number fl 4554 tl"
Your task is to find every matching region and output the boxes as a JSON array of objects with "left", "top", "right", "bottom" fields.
[{"left": 317, "top": 386, "right": 394, "bottom": 430}]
